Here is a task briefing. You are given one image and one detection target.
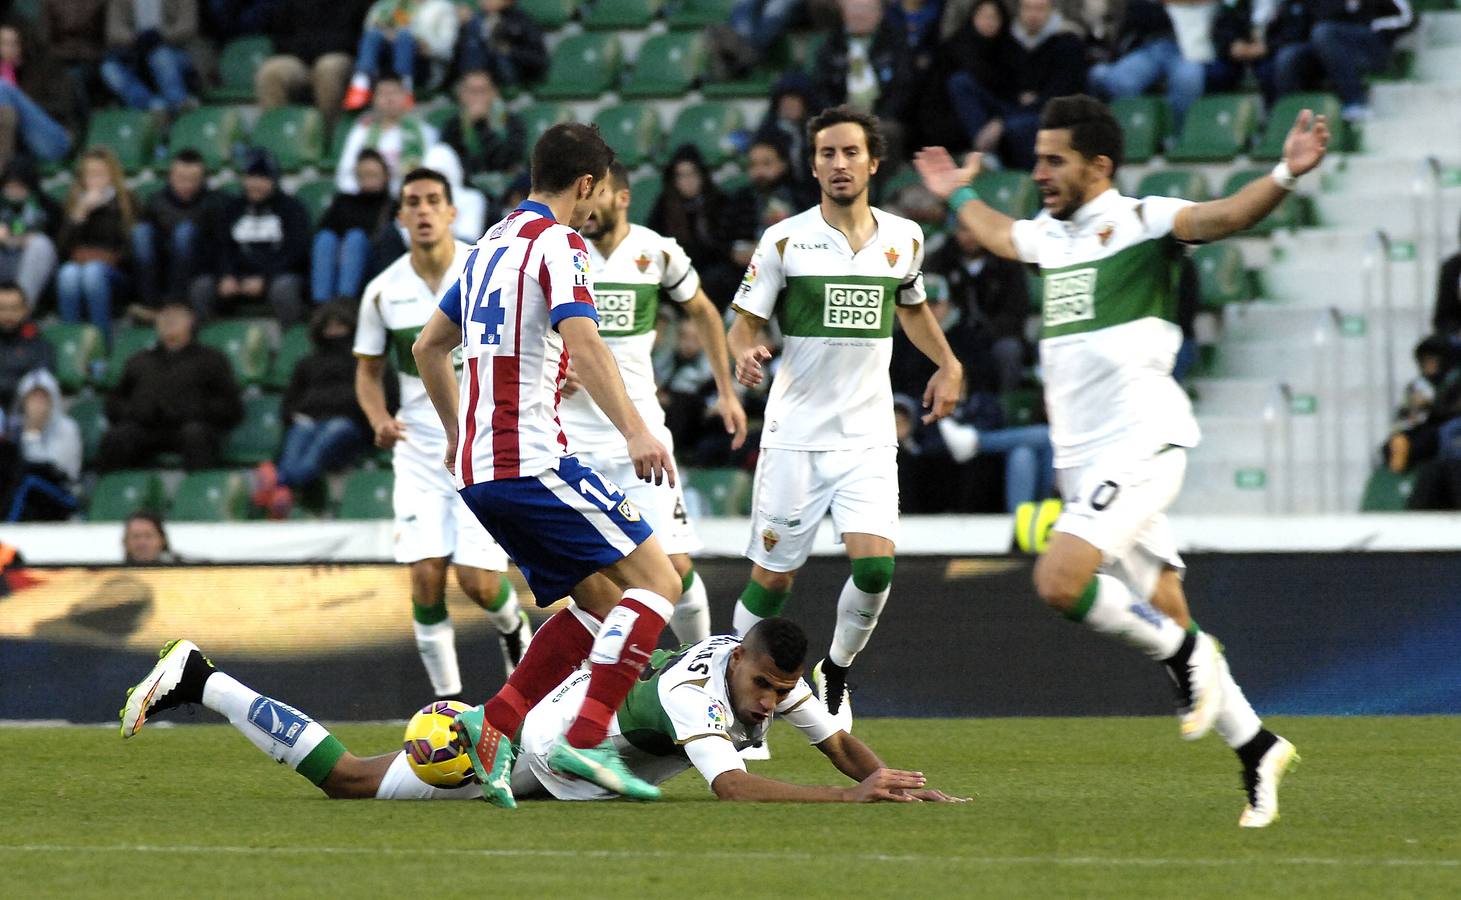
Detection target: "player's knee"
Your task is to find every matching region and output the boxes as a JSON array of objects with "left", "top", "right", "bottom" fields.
[
  {"left": 1032, "top": 558, "right": 1084, "bottom": 610},
  {"left": 850, "top": 556, "right": 894, "bottom": 594},
  {"left": 755, "top": 569, "right": 795, "bottom": 595}
]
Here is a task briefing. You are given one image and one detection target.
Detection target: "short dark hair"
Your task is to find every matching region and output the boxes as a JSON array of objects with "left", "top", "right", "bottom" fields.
[
  {"left": 531, "top": 122, "right": 615, "bottom": 195},
  {"left": 743, "top": 617, "right": 809, "bottom": 673},
  {"left": 170, "top": 147, "right": 206, "bottom": 168},
  {"left": 400, "top": 167, "right": 453, "bottom": 205},
  {"left": 124, "top": 509, "right": 171, "bottom": 556},
  {"left": 1039, "top": 94, "right": 1125, "bottom": 173},
  {"left": 606, "top": 160, "right": 631, "bottom": 192},
  {"left": 805, "top": 105, "right": 886, "bottom": 160}
]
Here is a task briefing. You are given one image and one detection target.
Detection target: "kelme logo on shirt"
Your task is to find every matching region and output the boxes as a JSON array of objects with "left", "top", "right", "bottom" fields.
[
  {"left": 597, "top": 290, "right": 636, "bottom": 332},
  {"left": 823, "top": 283, "right": 884, "bottom": 330},
  {"left": 1043, "top": 268, "right": 1097, "bottom": 328}
]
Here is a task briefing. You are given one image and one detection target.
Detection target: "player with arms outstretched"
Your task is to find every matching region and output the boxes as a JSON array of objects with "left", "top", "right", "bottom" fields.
[
  {"left": 727, "top": 106, "right": 964, "bottom": 727},
  {"left": 352, "top": 168, "right": 532, "bottom": 699},
  {"left": 913, "top": 94, "right": 1327, "bottom": 827}
]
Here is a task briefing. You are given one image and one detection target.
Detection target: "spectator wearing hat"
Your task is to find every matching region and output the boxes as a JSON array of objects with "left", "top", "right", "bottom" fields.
[
  {"left": 190, "top": 148, "right": 310, "bottom": 324},
  {"left": 2, "top": 367, "right": 81, "bottom": 521}
]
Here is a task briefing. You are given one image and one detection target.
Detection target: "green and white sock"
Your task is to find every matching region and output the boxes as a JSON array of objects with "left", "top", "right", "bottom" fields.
[
  {"left": 201, "top": 672, "right": 345, "bottom": 787},
  {"left": 413, "top": 599, "right": 462, "bottom": 697},
  {"left": 828, "top": 557, "right": 894, "bottom": 667},
  {"left": 670, "top": 569, "right": 711, "bottom": 644},
  {"left": 1065, "top": 574, "right": 1186, "bottom": 661},
  {"left": 482, "top": 579, "right": 522, "bottom": 635},
  {"left": 733, "top": 581, "right": 789, "bottom": 637}
]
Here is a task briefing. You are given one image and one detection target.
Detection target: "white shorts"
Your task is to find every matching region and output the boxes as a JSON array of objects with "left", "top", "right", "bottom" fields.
[
  {"left": 392, "top": 441, "right": 508, "bottom": 571},
  {"left": 746, "top": 446, "right": 900, "bottom": 572},
  {"left": 514, "top": 669, "right": 614, "bottom": 801},
  {"left": 374, "top": 751, "right": 483, "bottom": 800},
  {"left": 1054, "top": 447, "right": 1186, "bottom": 598},
  {"left": 576, "top": 440, "right": 702, "bottom": 557}
]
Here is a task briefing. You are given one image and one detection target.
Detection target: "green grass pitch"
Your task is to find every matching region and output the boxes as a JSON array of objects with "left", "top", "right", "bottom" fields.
[{"left": 4, "top": 716, "right": 1458, "bottom": 897}]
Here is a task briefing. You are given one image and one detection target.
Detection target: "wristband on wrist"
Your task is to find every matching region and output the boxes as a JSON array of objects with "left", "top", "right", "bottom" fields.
[
  {"left": 948, "top": 185, "right": 980, "bottom": 213},
  {"left": 1271, "top": 160, "right": 1299, "bottom": 191}
]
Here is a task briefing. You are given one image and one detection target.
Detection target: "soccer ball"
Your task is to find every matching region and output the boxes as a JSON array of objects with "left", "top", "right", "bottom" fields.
[{"left": 402, "top": 700, "right": 475, "bottom": 788}]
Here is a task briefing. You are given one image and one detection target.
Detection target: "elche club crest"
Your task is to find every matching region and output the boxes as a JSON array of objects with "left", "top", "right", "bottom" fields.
[
  {"left": 1097, "top": 222, "right": 1115, "bottom": 246},
  {"left": 884, "top": 246, "right": 899, "bottom": 268},
  {"left": 635, "top": 252, "right": 651, "bottom": 273}
]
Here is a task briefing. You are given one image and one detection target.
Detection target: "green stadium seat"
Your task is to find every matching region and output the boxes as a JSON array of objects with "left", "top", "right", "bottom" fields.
[
  {"left": 337, "top": 468, "right": 396, "bottom": 520},
  {"left": 685, "top": 467, "right": 751, "bottom": 516},
  {"left": 621, "top": 32, "right": 703, "bottom": 99},
  {"left": 1191, "top": 243, "right": 1249, "bottom": 309},
  {"left": 170, "top": 469, "right": 251, "bottom": 521},
  {"left": 583, "top": 0, "right": 662, "bottom": 29},
  {"left": 198, "top": 320, "right": 270, "bottom": 386},
  {"left": 321, "top": 113, "right": 359, "bottom": 173},
  {"left": 1000, "top": 387, "right": 1043, "bottom": 427},
  {"left": 67, "top": 394, "right": 107, "bottom": 466},
  {"left": 701, "top": 73, "right": 775, "bottom": 99},
  {"left": 251, "top": 106, "right": 324, "bottom": 172},
  {"left": 518, "top": 102, "right": 573, "bottom": 152},
  {"left": 471, "top": 172, "right": 512, "bottom": 202},
  {"left": 665, "top": 102, "right": 743, "bottom": 167},
  {"left": 875, "top": 167, "right": 924, "bottom": 207},
  {"left": 42, "top": 322, "right": 103, "bottom": 394},
  {"left": 84, "top": 110, "right": 157, "bottom": 175},
  {"left": 208, "top": 36, "right": 273, "bottom": 103},
  {"left": 534, "top": 33, "right": 622, "bottom": 100},
  {"left": 593, "top": 103, "right": 661, "bottom": 168},
  {"left": 167, "top": 106, "right": 244, "bottom": 170},
  {"left": 88, "top": 469, "right": 165, "bottom": 522},
  {"left": 294, "top": 179, "right": 337, "bottom": 227},
  {"left": 1135, "top": 169, "right": 1210, "bottom": 202},
  {"left": 1110, "top": 96, "right": 1167, "bottom": 164},
  {"left": 223, "top": 394, "right": 283, "bottom": 465},
  {"left": 1251, "top": 93, "right": 1345, "bottom": 160},
  {"left": 266, "top": 324, "right": 311, "bottom": 391},
  {"left": 1360, "top": 465, "right": 1417, "bottom": 511},
  {"left": 518, "top": 0, "right": 580, "bottom": 28},
  {"left": 101, "top": 325, "right": 158, "bottom": 389},
  {"left": 1166, "top": 94, "right": 1259, "bottom": 163},
  {"left": 667, "top": 0, "right": 733, "bottom": 28},
  {"left": 973, "top": 169, "right": 1039, "bottom": 219},
  {"left": 131, "top": 178, "right": 166, "bottom": 204},
  {"left": 628, "top": 176, "right": 661, "bottom": 225},
  {"left": 1222, "top": 168, "right": 1306, "bottom": 235}
]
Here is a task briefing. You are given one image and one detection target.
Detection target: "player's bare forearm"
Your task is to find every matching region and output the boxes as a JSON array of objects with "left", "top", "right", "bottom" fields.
[
  {"left": 816, "top": 730, "right": 887, "bottom": 782},
  {"left": 354, "top": 356, "right": 392, "bottom": 428},
  {"left": 895, "top": 304, "right": 964, "bottom": 423},
  {"left": 558, "top": 316, "right": 649, "bottom": 440},
  {"left": 1173, "top": 175, "right": 1288, "bottom": 243},
  {"left": 410, "top": 310, "right": 462, "bottom": 443},
  {"left": 912, "top": 147, "right": 1020, "bottom": 260},
  {"left": 711, "top": 769, "right": 859, "bottom": 802},
  {"left": 728, "top": 310, "right": 773, "bottom": 389},
  {"left": 686, "top": 291, "right": 737, "bottom": 399},
  {"left": 955, "top": 200, "right": 1021, "bottom": 261}
]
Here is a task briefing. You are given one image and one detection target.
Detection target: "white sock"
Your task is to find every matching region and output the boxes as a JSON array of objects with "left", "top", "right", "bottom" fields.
[
  {"left": 1078, "top": 574, "right": 1186, "bottom": 661},
  {"left": 484, "top": 583, "right": 522, "bottom": 634},
  {"left": 828, "top": 575, "right": 890, "bottom": 668},
  {"left": 732, "top": 600, "right": 762, "bottom": 638},
  {"left": 349, "top": 72, "right": 369, "bottom": 90},
  {"left": 938, "top": 418, "right": 980, "bottom": 462},
  {"left": 670, "top": 572, "right": 711, "bottom": 644},
  {"left": 201, "top": 672, "right": 333, "bottom": 772},
  {"left": 1213, "top": 651, "right": 1263, "bottom": 749},
  {"left": 413, "top": 618, "right": 463, "bottom": 696}
]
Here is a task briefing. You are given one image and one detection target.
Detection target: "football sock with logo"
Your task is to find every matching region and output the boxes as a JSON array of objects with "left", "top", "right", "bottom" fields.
[
  {"left": 828, "top": 556, "right": 894, "bottom": 668},
  {"left": 482, "top": 578, "right": 524, "bottom": 634},
  {"left": 201, "top": 671, "right": 344, "bottom": 786},
  {"left": 733, "top": 581, "right": 789, "bottom": 636},
  {"left": 565, "top": 590, "right": 673, "bottom": 749},
  {"left": 670, "top": 569, "right": 711, "bottom": 644},
  {"left": 483, "top": 607, "right": 596, "bottom": 736},
  {"left": 1214, "top": 650, "right": 1264, "bottom": 749},
  {"left": 412, "top": 599, "right": 462, "bottom": 698},
  {"left": 1064, "top": 575, "right": 1185, "bottom": 661}
]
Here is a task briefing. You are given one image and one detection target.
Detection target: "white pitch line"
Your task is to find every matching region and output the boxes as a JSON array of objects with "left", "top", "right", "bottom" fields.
[{"left": 1, "top": 845, "right": 1457, "bottom": 869}]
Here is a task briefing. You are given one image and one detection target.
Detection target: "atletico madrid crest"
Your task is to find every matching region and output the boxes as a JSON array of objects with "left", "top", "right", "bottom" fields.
[
  {"left": 635, "top": 252, "right": 651, "bottom": 273},
  {"left": 884, "top": 246, "right": 900, "bottom": 268}
]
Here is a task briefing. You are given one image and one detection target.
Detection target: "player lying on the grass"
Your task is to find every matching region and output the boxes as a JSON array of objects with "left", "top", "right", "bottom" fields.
[{"left": 119, "top": 621, "right": 965, "bottom": 804}]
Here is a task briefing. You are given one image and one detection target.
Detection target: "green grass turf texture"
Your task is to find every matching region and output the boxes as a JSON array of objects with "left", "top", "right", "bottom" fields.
[{"left": 3, "top": 716, "right": 1458, "bottom": 898}]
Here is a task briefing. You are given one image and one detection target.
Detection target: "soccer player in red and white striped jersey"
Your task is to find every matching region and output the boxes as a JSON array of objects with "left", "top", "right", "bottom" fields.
[{"left": 413, "top": 122, "right": 683, "bottom": 807}]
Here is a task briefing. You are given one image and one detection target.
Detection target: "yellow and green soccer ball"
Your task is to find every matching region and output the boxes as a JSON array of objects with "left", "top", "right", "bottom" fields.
[
  {"left": 1014, "top": 498, "right": 1063, "bottom": 554},
  {"left": 403, "top": 700, "right": 475, "bottom": 788}
]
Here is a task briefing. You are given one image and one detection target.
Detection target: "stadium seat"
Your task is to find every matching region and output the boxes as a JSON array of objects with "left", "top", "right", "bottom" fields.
[
  {"left": 1109, "top": 96, "right": 1167, "bottom": 164},
  {"left": 266, "top": 324, "right": 311, "bottom": 391},
  {"left": 167, "top": 106, "right": 244, "bottom": 170},
  {"left": 84, "top": 109, "right": 157, "bottom": 175},
  {"left": 1135, "top": 169, "right": 1210, "bottom": 202},
  {"left": 628, "top": 176, "right": 661, "bottom": 225},
  {"left": 667, "top": 0, "right": 733, "bottom": 28},
  {"left": 131, "top": 178, "right": 166, "bottom": 204},
  {"left": 701, "top": 73, "right": 775, "bottom": 99},
  {"left": 1360, "top": 465, "right": 1417, "bottom": 511},
  {"left": 875, "top": 167, "right": 923, "bottom": 207},
  {"left": 534, "top": 33, "right": 622, "bottom": 100},
  {"left": 42, "top": 322, "right": 103, "bottom": 394},
  {"left": 685, "top": 467, "right": 751, "bottom": 516},
  {"left": 621, "top": 32, "right": 704, "bottom": 98},
  {"left": 337, "top": 468, "right": 395, "bottom": 520},
  {"left": 518, "top": 102, "right": 573, "bottom": 152},
  {"left": 67, "top": 394, "right": 107, "bottom": 466},
  {"left": 1223, "top": 169, "right": 1307, "bottom": 235},
  {"left": 583, "top": 0, "right": 662, "bottom": 29},
  {"left": 88, "top": 469, "right": 166, "bottom": 522},
  {"left": 251, "top": 106, "right": 324, "bottom": 172},
  {"left": 208, "top": 36, "right": 273, "bottom": 103},
  {"left": 170, "top": 469, "right": 251, "bottom": 522},
  {"left": 973, "top": 169, "right": 1039, "bottom": 219},
  {"left": 1000, "top": 387, "right": 1044, "bottom": 427},
  {"left": 1166, "top": 94, "right": 1259, "bottom": 163},
  {"left": 1191, "top": 243, "right": 1249, "bottom": 310},
  {"left": 294, "top": 179, "right": 337, "bottom": 227},
  {"left": 593, "top": 103, "right": 661, "bottom": 168},
  {"left": 223, "top": 394, "right": 283, "bottom": 466},
  {"left": 518, "top": 0, "right": 580, "bottom": 28},
  {"left": 101, "top": 325, "right": 157, "bottom": 389},
  {"left": 198, "top": 320, "right": 270, "bottom": 386},
  {"left": 665, "top": 102, "right": 744, "bottom": 167},
  {"left": 471, "top": 171, "right": 512, "bottom": 202},
  {"left": 1251, "top": 93, "right": 1345, "bottom": 160}
]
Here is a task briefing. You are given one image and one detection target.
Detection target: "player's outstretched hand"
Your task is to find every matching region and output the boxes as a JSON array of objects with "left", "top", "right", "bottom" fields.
[
  {"left": 717, "top": 391, "right": 750, "bottom": 451},
  {"left": 560, "top": 363, "right": 583, "bottom": 398},
  {"left": 912, "top": 147, "right": 982, "bottom": 201},
  {"left": 847, "top": 767, "right": 927, "bottom": 803},
  {"left": 374, "top": 417, "right": 408, "bottom": 449},
  {"left": 1283, "top": 109, "right": 1330, "bottom": 177},
  {"left": 628, "top": 430, "right": 676, "bottom": 487},
  {"left": 736, "top": 345, "right": 773, "bottom": 388},
  {"left": 922, "top": 363, "right": 964, "bottom": 425}
]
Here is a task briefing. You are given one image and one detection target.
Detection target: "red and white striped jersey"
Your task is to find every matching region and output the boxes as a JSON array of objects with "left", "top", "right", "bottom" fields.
[{"left": 438, "top": 200, "right": 599, "bottom": 485}]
